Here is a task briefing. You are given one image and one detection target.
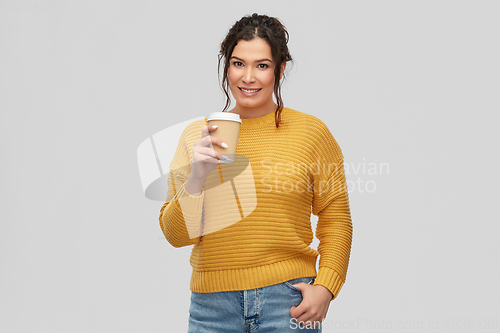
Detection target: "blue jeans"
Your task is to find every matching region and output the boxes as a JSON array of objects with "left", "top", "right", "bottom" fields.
[{"left": 187, "top": 276, "right": 322, "bottom": 332}]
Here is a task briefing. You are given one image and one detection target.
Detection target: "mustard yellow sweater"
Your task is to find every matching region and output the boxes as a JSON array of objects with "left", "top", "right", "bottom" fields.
[{"left": 159, "top": 107, "right": 352, "bottom": 300}]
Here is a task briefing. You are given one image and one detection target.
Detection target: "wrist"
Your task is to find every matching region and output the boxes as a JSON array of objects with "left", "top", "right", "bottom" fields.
[
  {"left": 315, "top": 284, "right": 334, "bottom": 299},
  {"left": 185, "top": 175, "right": 205, "bottom": 196}
]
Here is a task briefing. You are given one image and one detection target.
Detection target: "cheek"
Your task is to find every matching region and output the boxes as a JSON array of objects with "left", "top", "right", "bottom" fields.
[
  {"left": 261, "top": 72, "right": 275, "bottom": 89},
  {"left": 227, "top": 68, "right": 239, "bottom": 85}
]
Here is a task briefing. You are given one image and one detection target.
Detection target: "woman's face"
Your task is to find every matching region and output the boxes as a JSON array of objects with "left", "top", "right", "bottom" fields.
[{"left": 227, "top": 38, "right": 281, "bottom": 114}]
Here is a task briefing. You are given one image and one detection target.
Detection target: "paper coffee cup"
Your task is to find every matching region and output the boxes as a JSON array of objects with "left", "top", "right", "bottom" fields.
[{"left": 206, "top": 112, "right": 241, "bottom": 163}]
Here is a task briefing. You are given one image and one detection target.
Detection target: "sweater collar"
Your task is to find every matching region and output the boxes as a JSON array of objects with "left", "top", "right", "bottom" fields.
[
  {"left": 204, "top": 108, "right": 286, "bottom": 129},
  {"left": 233, "top": 107, "right": 285, "bottom": 129}
]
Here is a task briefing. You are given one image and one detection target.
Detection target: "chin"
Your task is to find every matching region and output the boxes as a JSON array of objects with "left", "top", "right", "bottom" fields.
[
  {"left": 244, "top": 104, "right": 268, "bottom": 111},
  {"left": 238, "top": 101, "right": 262, "bottom": 108}
]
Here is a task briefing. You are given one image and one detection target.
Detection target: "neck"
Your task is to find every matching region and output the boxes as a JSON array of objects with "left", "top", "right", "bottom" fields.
[{"left": 229, "top": 101, "right": 277, "bottom": 119}]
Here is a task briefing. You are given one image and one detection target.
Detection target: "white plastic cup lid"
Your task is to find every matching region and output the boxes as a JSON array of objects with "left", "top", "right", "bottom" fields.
[{"left": 207, "top": 112, "right": 242, "bottom": 124}]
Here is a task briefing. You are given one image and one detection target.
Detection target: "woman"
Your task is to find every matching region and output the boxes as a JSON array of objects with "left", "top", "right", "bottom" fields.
[{"left": 159, "top": 13, "right": 353, "bottom": 332}]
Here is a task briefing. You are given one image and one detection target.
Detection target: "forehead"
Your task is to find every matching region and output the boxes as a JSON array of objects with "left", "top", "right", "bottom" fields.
[{"left": 231, "top": 38, "right": 272, "bottom": 61}]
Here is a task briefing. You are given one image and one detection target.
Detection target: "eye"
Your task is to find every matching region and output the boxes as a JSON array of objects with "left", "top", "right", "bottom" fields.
[
  {"left": 232, "top": 61, "right": 244, "bottom": 67},
  {"left": 258, "top": 64, "right": 269, "bottom": 69}
]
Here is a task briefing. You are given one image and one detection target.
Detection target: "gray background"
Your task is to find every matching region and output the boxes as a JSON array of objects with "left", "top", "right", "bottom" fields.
[{"left": 1, "top": 0, "right": 499, "bottom": 332}]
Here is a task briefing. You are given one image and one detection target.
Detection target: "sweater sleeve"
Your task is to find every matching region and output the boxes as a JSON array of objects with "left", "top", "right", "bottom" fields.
[
  {"left": 310, "top": 122, "right": 353, "bottom": 301},
  {"left": 158, "top": 128, "right": 204, "bottom": 248}
]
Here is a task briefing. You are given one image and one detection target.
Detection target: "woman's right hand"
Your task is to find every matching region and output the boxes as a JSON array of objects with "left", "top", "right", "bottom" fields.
[{"left": 189, "top": 125, "right": 228, "bottom": 182}]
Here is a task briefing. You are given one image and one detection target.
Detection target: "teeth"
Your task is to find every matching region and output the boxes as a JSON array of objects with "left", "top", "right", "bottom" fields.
[{"left": 241, "top": 88, "right": 260, "bottom": 93}]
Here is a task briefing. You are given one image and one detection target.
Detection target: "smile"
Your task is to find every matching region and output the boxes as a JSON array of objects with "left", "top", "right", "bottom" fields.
[{"left": 239, "top": 87, "right": 262, "bottom": 93}]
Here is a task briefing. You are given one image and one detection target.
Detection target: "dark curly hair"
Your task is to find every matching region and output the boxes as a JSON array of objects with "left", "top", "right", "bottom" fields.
[{"left": 218, "top": 13, "right": 293, "bottom": 128}]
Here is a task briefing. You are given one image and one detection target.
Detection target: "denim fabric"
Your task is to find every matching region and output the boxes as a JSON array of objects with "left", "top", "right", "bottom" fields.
[{"left": 187, "top": 276, "right": 322, "bottom": 332}]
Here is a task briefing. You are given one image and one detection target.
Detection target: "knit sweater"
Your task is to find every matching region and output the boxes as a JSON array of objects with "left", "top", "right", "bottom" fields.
[{"left": 159, "top": 107, "right": 352, "bottom": 300}]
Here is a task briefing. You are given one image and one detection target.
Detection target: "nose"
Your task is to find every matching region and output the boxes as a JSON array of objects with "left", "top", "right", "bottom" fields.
[{"left": 242, "top": 68, "right": 256, "bottom": 84}]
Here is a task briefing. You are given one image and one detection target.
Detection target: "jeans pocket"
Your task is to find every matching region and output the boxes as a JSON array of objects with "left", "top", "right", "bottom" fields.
[
  {"left": 283, "top": 281, "right": 301, "bottom": 292},
  {"left": 283, "top": 277, "right": 316, "bottom": 292}
]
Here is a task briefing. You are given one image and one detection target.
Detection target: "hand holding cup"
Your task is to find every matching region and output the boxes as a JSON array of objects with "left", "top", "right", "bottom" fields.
[
  {"left": 190, "top": 125, "right": 228, "bottom": 182},
  {"left": 186, "top": 113, "right": 241, "bottom": 196}
]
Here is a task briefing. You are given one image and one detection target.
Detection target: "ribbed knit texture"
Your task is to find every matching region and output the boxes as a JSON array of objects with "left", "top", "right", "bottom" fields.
[{"left": 159, "top": 107, "right": 353, "bottom": 300}]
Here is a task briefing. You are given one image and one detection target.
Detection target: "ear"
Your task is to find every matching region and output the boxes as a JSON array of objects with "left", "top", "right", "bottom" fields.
[{"left": 279, "top": 62, "right": 287, "bottom": 80}]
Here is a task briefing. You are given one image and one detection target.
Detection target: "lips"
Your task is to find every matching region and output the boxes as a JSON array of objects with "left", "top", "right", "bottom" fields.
[{"left": 239, "top": 87, "right": 262, "bottom": 93}]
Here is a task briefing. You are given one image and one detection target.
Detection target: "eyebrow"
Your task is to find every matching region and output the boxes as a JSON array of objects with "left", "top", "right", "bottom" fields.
[{"left": 230, "top": 56, "right": 273, "bottom": 63}]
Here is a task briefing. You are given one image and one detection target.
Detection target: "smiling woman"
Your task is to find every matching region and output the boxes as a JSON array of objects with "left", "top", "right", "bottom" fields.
[{"left": 159, "top": 13, "right": 353, "bottom": 333}]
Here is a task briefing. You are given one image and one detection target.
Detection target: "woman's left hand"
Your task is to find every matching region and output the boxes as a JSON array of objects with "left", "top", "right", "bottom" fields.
[{"left": 289, "top": 283, "right": 333, "bottom": 329}]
